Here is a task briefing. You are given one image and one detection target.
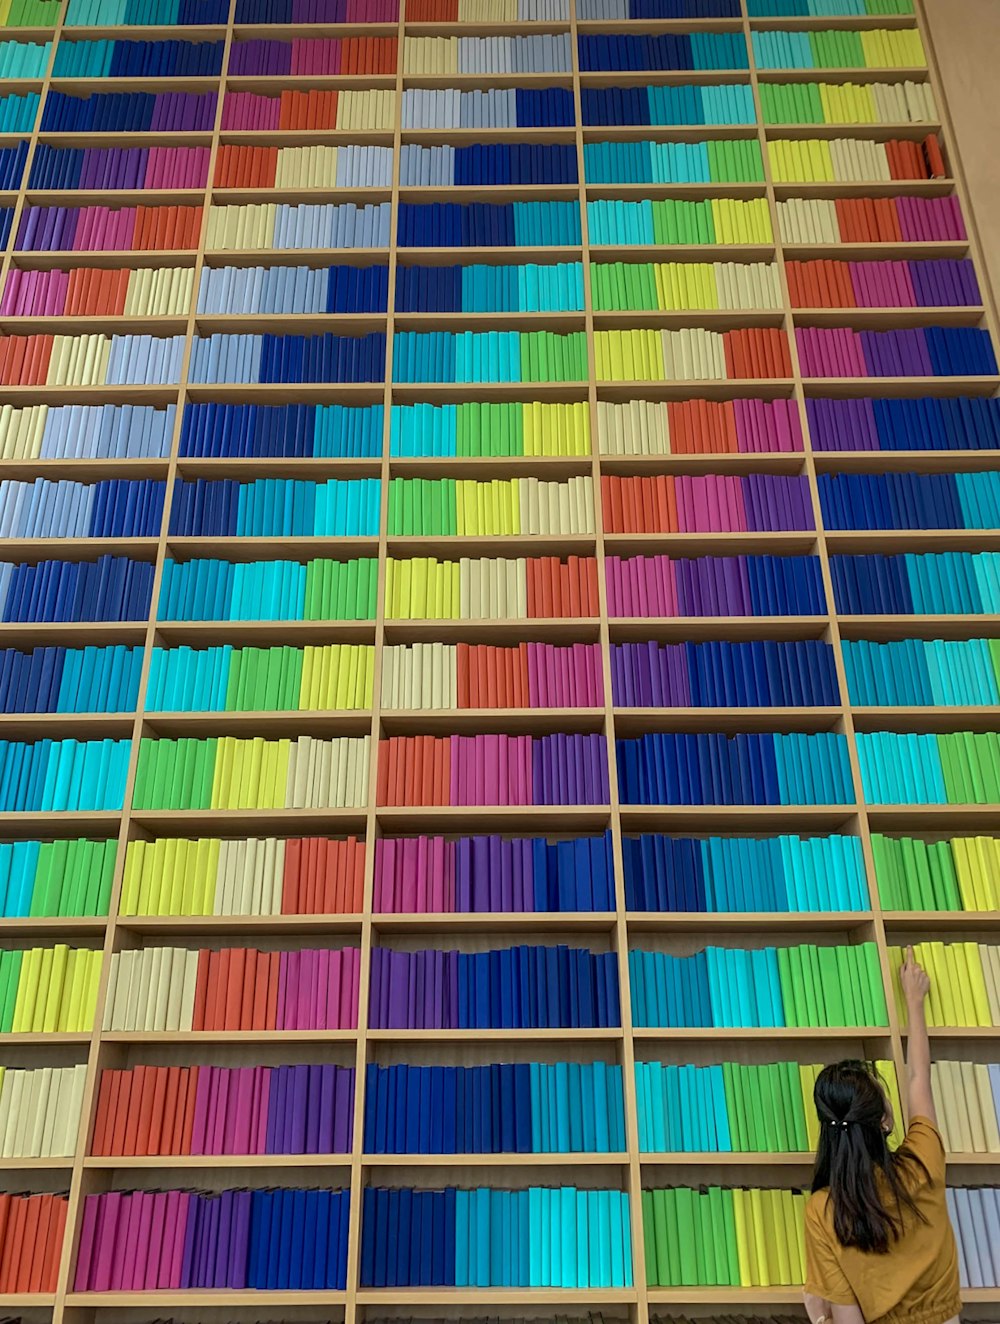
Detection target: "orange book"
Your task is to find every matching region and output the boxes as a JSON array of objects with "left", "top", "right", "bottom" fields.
[
  {"left": 149, "top": 1066, "right": 171, "bottom": 1152},
  {"left": 108, "top": 1071, "right": 133, "bottom": 1156},
  {"left": 515, "top": 643, "right": 529, "bottom": 708},
  {"left": 282, "top": 838, "right": 301, "bottom": 913},
  {"left": 122, "top": 1065, "right": 147, "bottom": 1156},
  {"left": 249, "top": 945, "right": 269, "bottom": 1028},
  {"left": 11, "top": 1195, "right": 35, "bottom": 1293},
  {"left": 159, "top": 1064, "right": 180, "bottom": 1154},
  {"left": 177, "top": 1065, "right": 198, "bottom": 1153},
  {"left": 41, "top": 1198, "right": 66, "bottom": 1291},
  {"left": 1, "top": 1195, "right": 29, "bottom": 1291},
  {"left": 924, "top": 132, "right": 946, "bottom": 178},
  {"left": 223, "top": 947, "right": 246, "bottom": 1031},
  {"left": 305, "top": 838, "right": 321, "bottom": 913},
  {"left": 376, "top": 739, "right": 391, "bottom": 803},
  {"left": 29, "top": 1194, "right": 52, "bottom": 1294},
  {"left": 538, "top": 557, "right": 555, "bottom": 618},
  {"left": 207, "top": 948, "right": 229, "bottom": 1031},
  {"left": 407, "top": 735, "right": 423, "bottom": 806},
  {"left": 90, "top": 1069, "right": 116, "bottom": 1154},
  {"left": 722, "top": 330, "right": 741, "bottom": 379},
  {"left": 191, "top": 948, "right": 211, "bottom": 1030},
  {"left": 239, "top": 947, "right": 258, "bottom": 1030},
  {"left": 133, "top": 1064, "right": 162, "bottom": 1154},
  {"left": 457, "top": 642, "right": 471, "bottom": 707},
  {"left": 263, "top": 950, "right": 279, "bottom": 1028}
]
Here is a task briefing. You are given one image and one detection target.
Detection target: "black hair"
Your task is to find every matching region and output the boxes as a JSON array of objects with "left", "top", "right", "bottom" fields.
[{"left": 811, "top": 1059, "right": 929, "bottom": 1254}]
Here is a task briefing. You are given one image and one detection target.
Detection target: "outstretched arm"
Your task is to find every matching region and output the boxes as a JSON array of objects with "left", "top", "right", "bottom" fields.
[{"left": 901, "top": 945, "right": 936, "bottom": 1125}]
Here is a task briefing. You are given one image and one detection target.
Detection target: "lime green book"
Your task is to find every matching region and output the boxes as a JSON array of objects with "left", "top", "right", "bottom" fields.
[
  {"left": 641, "top": 1190, "right": 658, "bottom": 1284},
  {"left": 0, "top": 949, "right": 22, "bottom": 1032},
  {"left": 829, "top": 943, "right": 855, "bottom": 1026}
]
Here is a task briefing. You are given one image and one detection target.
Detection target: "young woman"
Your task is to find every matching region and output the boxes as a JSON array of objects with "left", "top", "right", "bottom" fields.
[{"left": 802, "top": 945, "right": 961, "bottom": 1324}]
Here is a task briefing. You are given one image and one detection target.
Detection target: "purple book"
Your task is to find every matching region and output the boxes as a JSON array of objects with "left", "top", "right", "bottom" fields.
[
  {"left": 179, "top": 1192, "right": 200, "bottom": 1288},
  {"left": 213, "top": 1191, "right": 233, "bottom": 1289},
  {"left": 288, "top": 1063, "right": 309, "bottom": 1151},
  {"left": 305, "top": 1063, "right": 323, "bottom": 1152},
  {"left": 318, "top": 1063, "right": 336, "bottom": 1152}
]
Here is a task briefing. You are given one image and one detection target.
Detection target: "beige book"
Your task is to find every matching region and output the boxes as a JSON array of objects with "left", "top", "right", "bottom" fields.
[
  {"left": 972, "top": 1063, "right": 1000, "bottom": 1152},
  {"left": 124, "top": 948, "right": 150, "bottom": 1032},
  {"left": 106, "top": 950, "right": 131, "bottom": 1031},
  {"left": 960, "top": 1060, "right": 988, "bottom": 1153},
  {"left": 14, "top": 1068, "right": 42, "bottom": 1157},
  {"left": 60, "top": 1063, "right": 88, "bottom": 1157},
  {"left": 178, "top": 949, "right": 199, "bottom": 1032},
  {"left": 39, "top": 1066, "right": 63, "bottom": 1158},
  {"left": 147, "top": 945, "right": 168, "bottom": 1032},
  {"left": 4, "top": 1071, "right": 31, "bottom": 1157},
  {"left": 164, "top": 946, "right": 188, "bottom": 1031}
]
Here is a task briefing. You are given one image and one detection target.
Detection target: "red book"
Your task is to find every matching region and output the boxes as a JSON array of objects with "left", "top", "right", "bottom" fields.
[
  {"left": 240, "top": 947, "right": 258, "bottom": 1030},
  {"left": 15, "top": 1196, "right": 39, "bottom": 1292},
  {"left": 91, "top": 1069, "right": 117, "bottom": 1154},
  {"left": 376, "top": 738, "right": 391, "bottom": 803},
  {"left": 159, "top": 1065, "right": 180, "bottom": 1154},
  {"left": 264, "top": 951, "right": 280, "bottom": 1028},
  {"left": 178, "top": 1066, "right": 199, "bottom": 1154},
  {"left": 1, "top": 1196, "right": 28, "bottom": 1291},
  {"left": 223, "top": 947, "right": 246, "bottom": 1031},
  {"left": 121, "top": 1067, "right": 146, "bottom": 1156},
  {"left": 924, "top": 133, "right": 946, "bottom": 178},
  {"left": 134, "top": 1065, "right": 163, "bottom": 1154}
]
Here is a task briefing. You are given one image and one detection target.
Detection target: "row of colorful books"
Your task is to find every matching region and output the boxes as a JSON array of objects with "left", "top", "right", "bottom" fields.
[
  {"left": 1, "top": 264, "right": 196, "bottom": 317},
  {"left": 872, "top": 833, "right": 1000, "bottom": 912},
  {"left": 843, "top": 637, "right": 1000, "bottom": 706},
  {"left": 889, "top": 942, "right": 1000, "bottom": 1028}
]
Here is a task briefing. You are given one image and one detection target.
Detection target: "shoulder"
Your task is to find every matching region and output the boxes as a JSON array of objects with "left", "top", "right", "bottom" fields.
[
  {"left": 896, "top": 1115, "right": 946, "bottom": 1183},
  {"left": 804, "top": 1189, "right": 834, "bottom": 1232}
]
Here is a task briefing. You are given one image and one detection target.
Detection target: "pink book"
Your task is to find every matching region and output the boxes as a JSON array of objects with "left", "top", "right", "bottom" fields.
[
  {"left": 73, "top": 1194, "right": 100, "bottom": 1291},
  {"left": 254, "top": 1068, "right": 271, "bottom": 1154},
  {"left": 415, "top": 835, "right": 429, "bottom": 911},
  {"left": 128, "top": 1191, "right": 154, "bottom": 1291},
  {"left": 189, "top": 1064, "right": 212, "bottom": 1154},
  {"left": 90, "top": 1190, "right": 122, "bottom": 1292},
  {"left": 328, "top": 947, "right": 344, "bottom": 1027},
  {"left": 231, "top": 1066, "right": 254, "bottom": 1153},
  {"left": 108, "top": 1192, "right": 135, "bottom": 1289},
  {"left": 165, "top": 1190, "right": 188, "bottom": 1288},
  {"left": 348, "top": 947, "right": 361, "bottom": 1027},
  {"left": 448, "top": 733, "right": 461, "bottom": 804},
  {"left": 373, "top": 837, "right": 392, "bottom": 910},
  {"left": 480, "top": 733, "right": 497, "bottom": 804},
  {"left": 210, "top": 1068, "right": 230, "bottom": 1155},
  {"left": 144, "top": 1191, "right": 169, "bottom": 1288}
]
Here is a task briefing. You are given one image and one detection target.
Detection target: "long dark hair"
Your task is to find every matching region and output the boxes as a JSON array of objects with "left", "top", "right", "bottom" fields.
[{"left": 811, "top": 1060, "right": 929, "bottom": 1254}]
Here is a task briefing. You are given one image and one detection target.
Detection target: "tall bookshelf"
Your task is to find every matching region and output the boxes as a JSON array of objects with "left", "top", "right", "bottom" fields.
[{"left": 0, "top": 0, "right": 999, "bottom": 1321}]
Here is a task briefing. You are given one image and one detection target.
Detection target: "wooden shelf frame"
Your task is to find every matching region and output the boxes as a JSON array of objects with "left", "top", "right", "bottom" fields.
[{"left": 0, "top": 0, "right": 999, "bottom": 1319}]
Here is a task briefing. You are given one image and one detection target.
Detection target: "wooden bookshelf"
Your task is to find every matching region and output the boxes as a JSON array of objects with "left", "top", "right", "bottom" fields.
[{"left": 0, "top": 0, "right": 998, "bottom": 1318}]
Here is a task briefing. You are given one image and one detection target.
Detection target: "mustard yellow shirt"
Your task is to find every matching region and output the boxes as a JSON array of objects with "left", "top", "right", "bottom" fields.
[{"left": 804, "top": 1116, "right": 961, "bottom": 1324}]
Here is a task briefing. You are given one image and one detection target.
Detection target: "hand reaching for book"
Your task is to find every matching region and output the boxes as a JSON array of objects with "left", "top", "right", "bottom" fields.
[{"left": 900, "top": 945, "right": 931, "bottom": 1005}]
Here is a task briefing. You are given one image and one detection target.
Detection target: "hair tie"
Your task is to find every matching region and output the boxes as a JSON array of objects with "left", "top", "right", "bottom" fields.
[{"left": 829, "top": 1120, "right": 850, "bottom": 1130}]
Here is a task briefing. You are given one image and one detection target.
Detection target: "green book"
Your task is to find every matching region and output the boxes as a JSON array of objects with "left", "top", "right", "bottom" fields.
[
  {"left": 641, "top": 1190, "right": 658, "bottom": 1284},
  {"left": 672, "top": 1188, "right": 698, "bottom": 1285},
  {"left": 333, "top": 561, "right": 349, "bottom": 620},
  {"left": 815, "top": 947, "right": 847, "bottom": 1027},
  {"left": 837, "top": 942, "right": 858, "bottom": 1022},
  {"left": 0, "top": 950, "right": 22, "bottom": 1033},
  {"left": 770, "top": 1062, "right": 795, "bottom": 1152},
  {"left": 744, "top": 1062, "right": 768, "bottom": 1150},
  {"left": 775, "top": 945, "right": 799, "bottom": 1026}
]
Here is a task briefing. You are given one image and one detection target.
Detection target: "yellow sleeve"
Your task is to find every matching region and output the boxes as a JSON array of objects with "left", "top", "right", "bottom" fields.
[
  {"left": 803, "top": 1197, "right": 857, "bottom": 1306},
  {"left": 898, "top": 1114, "right": 946, "bottom": 1185}
]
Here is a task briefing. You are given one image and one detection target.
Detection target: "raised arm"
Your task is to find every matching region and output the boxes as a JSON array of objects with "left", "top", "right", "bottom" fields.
[{"left": 901, "top": 945, "right": 936, "bottom": 1126}]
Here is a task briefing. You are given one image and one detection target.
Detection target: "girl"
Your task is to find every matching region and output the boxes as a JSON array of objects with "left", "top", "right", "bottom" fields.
[{"left": 803, "top": 946, "right": 961, "bottom": 1324}]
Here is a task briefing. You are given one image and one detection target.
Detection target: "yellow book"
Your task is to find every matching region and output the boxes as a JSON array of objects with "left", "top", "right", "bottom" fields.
[
  {"left": 963, "top": 942, "right": 993, "bottom": 1025},
  {"left": 923, "top": 942, "right": 951, "bottom": 1026},
  {"left": 399, "top": 556, "right": 415, "bottom": 618},
  {"left": 875, "top": 1059, "right": 903, "bottom": 1145},
  {"left": 120, "top": 843, "right": 143, "bottom": 916},
  {"left": 607, "top": 330, "right": 625, "bottom": 381},
  {"left": 256, "top": 736, "right": 276, "bottom": 808},
  {"left": 82, "top": 950, "right": 101, "bottom": 1033},
  {"left": 196, "top": 836, "right": 219, "bottom": 914},
  {"left": 41, "top": 945, "right": 67, "bottom": 1035},
  {"left": 940, "top": 941, "right": 969, "bottom": 1024},
  {"left": 614, "top": 329, "right": 631, "bottom": 383},
  {"left": 271, "top": 739, "right": 290, "bottom": 808},
  {"left": 747, "top": 1187, "right": 770, "bottom": 1285},
  {"left": 731, "top": 1186, "right": 753, "bottom": 1286},
  {"left": 57, "top": 949, "right": 81, "bottom": 1033},
  {"left": 243, "top": 735, "right": 265, "bottom": 808},
  {"left": 345, "top": 646, "right": 361, "bottom": 711}
]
